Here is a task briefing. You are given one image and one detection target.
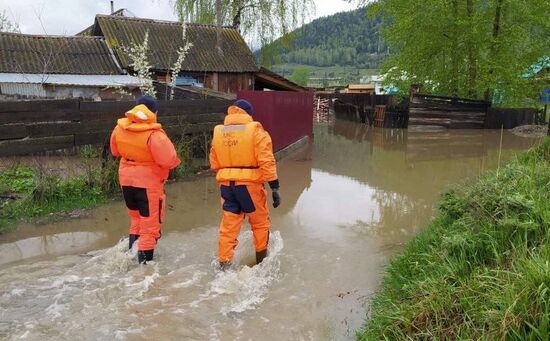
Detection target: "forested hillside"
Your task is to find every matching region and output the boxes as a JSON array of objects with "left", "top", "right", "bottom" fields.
[{"left": 260, "top": 7, "right": 388, "bottom": 69}]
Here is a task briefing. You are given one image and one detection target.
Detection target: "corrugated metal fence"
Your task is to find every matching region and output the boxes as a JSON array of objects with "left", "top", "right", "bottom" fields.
[
  {"left": 0, "top": 83, "right": 46, "bottom": 98},
  {"left": 238, "top": 90, "right": 314, "bottom": 152}
]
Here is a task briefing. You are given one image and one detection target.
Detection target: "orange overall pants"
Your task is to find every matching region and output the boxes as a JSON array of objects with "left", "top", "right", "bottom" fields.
[
  {"left": 218, "top": 182, "right": 270, "bottom": 262},
  {"left": 123, "top": 186, "right": 166, "bottom": 251}
]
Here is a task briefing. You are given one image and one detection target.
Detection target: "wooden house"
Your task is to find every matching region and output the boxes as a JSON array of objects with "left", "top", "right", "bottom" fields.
[{"left": 80, "top": 15, "right": 259, "bottom": 94}]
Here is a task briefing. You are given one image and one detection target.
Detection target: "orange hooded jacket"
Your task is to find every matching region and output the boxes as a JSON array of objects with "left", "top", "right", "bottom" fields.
[
  {"left": 209, "top": 105, "right": 277, "bottom": 184},
  {"left": 110, "top": 104, "right": 181, "bottom": 189}
]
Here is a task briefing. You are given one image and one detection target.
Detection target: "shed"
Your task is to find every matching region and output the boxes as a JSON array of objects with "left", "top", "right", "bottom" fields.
[
  {"left": 254, "top": 67, "right": 309, "bottom": 92},
  {"left": 0, "top": 32, "right": 139, "bottom": 100},
  {"left": 345, "top": 83, "right": 375, "bottom": 94}
]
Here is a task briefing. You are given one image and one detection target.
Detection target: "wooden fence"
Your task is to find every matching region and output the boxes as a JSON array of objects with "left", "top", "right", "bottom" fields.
[
  {"left": 0, "top": 98, "right": 230, "bottom": 156},
  {"left": 485, "top": 108, "right": 541, "bottom": 129},
  {"left": 409, "top": 93, "right": 490, "bottom": 129},
  {"left": 324, "top": 93, "right": 405, "bottom": 126}
]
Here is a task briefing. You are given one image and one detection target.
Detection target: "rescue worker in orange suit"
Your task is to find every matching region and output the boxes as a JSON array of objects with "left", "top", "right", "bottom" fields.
[
  {"left": 209, "top": 99, "right": 281, "bottom": 269},
  {"left": 110, "top": 95, "right": 181, "bottom": 264}
]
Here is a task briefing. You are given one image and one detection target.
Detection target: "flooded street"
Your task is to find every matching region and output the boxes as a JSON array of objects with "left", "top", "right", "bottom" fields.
[{"left": 0, "top": 121, "right": 539, "bottom": 340}]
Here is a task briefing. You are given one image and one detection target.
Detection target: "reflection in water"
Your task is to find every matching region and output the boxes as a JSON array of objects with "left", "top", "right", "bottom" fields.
[
  {"left": 0, "top": 232, "right": 107, "bottom": 266},
  {"left": 314, "top": 121, "right": 539, "bottom": 246},
  {"left": 0, "top": 121, "right": 539, "bottom": 340},
  {"left": 291, "top": 170, "right": 381, "bottom": 243}
]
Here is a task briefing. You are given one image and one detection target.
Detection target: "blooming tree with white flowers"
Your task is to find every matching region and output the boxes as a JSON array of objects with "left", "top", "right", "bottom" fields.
[
  {"left": 0, "top": 11, "right": 20, "bottom": 33},
  {"left": 122, "top": 30, "right": 156, "bottom": 97},
  {"left": 169, "top": 23, "right": 193, "bottom": 100}
]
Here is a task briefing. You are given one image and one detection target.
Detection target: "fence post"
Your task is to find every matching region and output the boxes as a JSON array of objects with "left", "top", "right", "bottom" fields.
[
  {"left": 547, "top": 104, "right": 550, "bottom": 136},
  {"left": 316, "top": 97, "right": 320, "bottom": 123}
]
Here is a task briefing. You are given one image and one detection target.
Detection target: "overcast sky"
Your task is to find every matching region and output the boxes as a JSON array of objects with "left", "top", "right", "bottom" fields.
[{"left": 1, "top": 0, "right": 358, "bottom": 36}]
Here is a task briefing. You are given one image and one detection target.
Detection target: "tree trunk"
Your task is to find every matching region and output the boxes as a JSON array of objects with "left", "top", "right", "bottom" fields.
[
  {"left": 466, "top": 0, "right": 477, "bottom": 99},
  {"left": 485, "top": 0, "right": 504, "bottom": 101},
  {"left": 233, "top": 7, "right": 243, "bottom": 29},
  {"left": 492, "top": 0, "right": 503, "bottom": 38},
  {"left": 216, "top": 0, "right": 222, "bottom": 54},
  {"left": 451, "top": 0, "right": 459, "bottom": 96}
]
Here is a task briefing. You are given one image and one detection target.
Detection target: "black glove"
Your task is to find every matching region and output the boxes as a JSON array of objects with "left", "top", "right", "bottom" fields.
[{"left": 272, "top": 190, "right": 281, "bottom": 208}]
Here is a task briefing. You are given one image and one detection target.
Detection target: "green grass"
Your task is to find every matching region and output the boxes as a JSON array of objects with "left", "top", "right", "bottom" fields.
[
  {"left": 0, "top": 159, "right": 114, "bottom": 233},
  {"left": 359, "top": 137, "right": 550, "bottom": 340},
  {"left": 0, "top": 133, "right": 209, "bottom": 234},
  {"left": 0, "top": 177, "right": 109, "bottom": 232}
]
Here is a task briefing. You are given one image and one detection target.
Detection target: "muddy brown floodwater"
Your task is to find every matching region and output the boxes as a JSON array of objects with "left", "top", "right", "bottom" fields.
[{"left": 0, "top": 121, "right": 540, "bottom": 340}]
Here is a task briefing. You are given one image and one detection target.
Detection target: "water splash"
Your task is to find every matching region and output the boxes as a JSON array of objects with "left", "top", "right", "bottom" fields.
[
  {"left": 209, "top": 230, "right": 284, "bottom": 315},
  {"left": 1, "top": 229, "right": 286, "bottom": 340},
  {"left": 88, "top": 237, "right": 138, "bottom": 273}
]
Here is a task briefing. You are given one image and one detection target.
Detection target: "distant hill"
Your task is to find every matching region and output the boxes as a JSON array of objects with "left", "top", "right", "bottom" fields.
[{"left": 259, "top": 7, "right": 388, "bottom": 69}]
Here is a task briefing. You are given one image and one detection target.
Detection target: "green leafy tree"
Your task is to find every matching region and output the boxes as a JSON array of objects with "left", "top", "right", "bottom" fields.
[
  {"left": 290, "top": 66, "right": 310, "bottom": 86},
  {"left": 173, "top": 0, "right": 314, "bottom": 51},
  {"left": 357, "top": 0, "right": 550, "bottom": 106}
]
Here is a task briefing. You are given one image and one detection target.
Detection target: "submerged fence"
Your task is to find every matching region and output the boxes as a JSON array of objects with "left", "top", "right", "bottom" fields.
[
  {"left": 326, "top": 94, "right": 407, "bottom": 128},
  {"left": 0, "top": 98, "right": 230, "bottom": 156},
  {"left": 328, "top": 92, "right": 540, "bottom": 130},
  {"left": 485, "top": 108, "right": 542, "bottom": 129},
  {"left": 408, "top": 93, "right": 490, "bottom": 129}
]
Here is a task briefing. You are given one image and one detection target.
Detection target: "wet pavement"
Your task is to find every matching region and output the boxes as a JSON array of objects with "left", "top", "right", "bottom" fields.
[{"left": 0, "top": 121, "right": 540, "bottom": 340}]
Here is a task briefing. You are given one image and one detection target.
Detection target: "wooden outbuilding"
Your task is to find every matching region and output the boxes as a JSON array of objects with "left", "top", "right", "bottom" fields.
[
  {"left": 345, "top": 83, "right": 375, "bottom": 94},
  {"left": 0, "top": 32, "right": 140, "bottom": 100}
]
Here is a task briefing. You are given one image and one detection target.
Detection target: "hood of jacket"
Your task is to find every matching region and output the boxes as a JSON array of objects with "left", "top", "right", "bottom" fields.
[
  {"left": 224, "top": 105, "right": 253, "bottom": 126},
  {"left": 117, "top": 104, "right": 162, "bottom": 131}
]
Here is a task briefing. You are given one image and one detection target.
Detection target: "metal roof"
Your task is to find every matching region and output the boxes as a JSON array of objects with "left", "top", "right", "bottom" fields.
[
  {"left": 0, "top": 32, "right": 122, "bottom": 75},
  {"left": 93, "top": 15, "right": 258, "bottom": 73},
  {"left": 256, "top": 67, "right": 309, "bottom": 92},
  {"left": 348, "top": 83, "right": 375, "bottom": 89},
  {"left": 523, "top": 56, "right": 550, "bottom": 78},
  {"left": 0, "top": 73, "right": 140, "bottom": 86}
]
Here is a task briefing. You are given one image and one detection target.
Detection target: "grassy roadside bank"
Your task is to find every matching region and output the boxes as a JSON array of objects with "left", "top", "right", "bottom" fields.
[
  {"left": 0, "top": 134, "right": 208, "bottom": 234},
  {"left": 359, "top": 138, "right": 550, "bottom": 340},
  {"left": 0, "top": 154, "right": 118, "bottom": 233}
]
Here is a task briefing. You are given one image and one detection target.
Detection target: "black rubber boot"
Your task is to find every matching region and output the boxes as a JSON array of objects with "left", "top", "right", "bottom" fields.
[
  {"left": 256, "top": 249, "right": 268, "bottom": 265},
  {"left": 138, "top": 250, "right": 154, "bottom": 264},
  {"left": 219, "top": 261, "right": 231, "bottom": 271},
  {"left": 129, "top": 234, "right": 139, "bottom": 250}
]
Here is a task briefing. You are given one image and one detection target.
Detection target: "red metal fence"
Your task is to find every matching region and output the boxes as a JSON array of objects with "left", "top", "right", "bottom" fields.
[{"left": 237, "top": 90, "right": 314, "bottom": 152}]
